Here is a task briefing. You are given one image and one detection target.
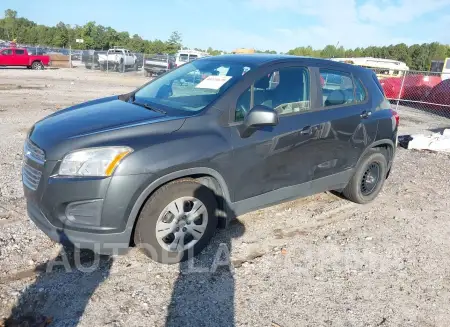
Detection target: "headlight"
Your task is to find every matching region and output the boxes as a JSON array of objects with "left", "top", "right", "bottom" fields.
[{"left": 59, "top": 146, "right": 133, "bottom": 177}]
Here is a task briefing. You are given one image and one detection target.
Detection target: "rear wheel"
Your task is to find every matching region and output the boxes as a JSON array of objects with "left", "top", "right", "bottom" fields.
[
  {"left": 31, "top": 61, "right": 44, "bottom": 70},
  {"left": 134, "top": 179, "right": 218, "bottom": 264},
  {"left": 342, "top": 149, "right": 388, "bottom": 204}
]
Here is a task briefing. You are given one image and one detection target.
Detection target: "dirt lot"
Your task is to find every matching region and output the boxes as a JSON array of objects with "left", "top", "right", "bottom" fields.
[{"left": 1, "top": 68, "right": 450, "bottom": 327}]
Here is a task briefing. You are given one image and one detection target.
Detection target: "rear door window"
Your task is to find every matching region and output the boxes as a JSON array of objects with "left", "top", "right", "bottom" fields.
[
  {"left": 15, "top": 49, "right": 25, "bottom": 55},
  {"left": 320, "top": 69, "right": 355, "bottom": 107},
  {"left": 354, "top": 78, "right": 367, "bottom": 103}
]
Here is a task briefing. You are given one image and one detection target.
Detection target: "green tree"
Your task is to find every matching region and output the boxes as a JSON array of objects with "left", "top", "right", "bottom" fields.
[
  {"left": 3, "top": 9, "right": 17, "bottom": 39},
  {"left": 166, "top": 31, "right": 182, "bottom": 53},
  {"left": 53, "top": 22, "right": 69, "bottom": 47},
  {"left": 321, "top": 45, "right": 340, "bottom": 58}
]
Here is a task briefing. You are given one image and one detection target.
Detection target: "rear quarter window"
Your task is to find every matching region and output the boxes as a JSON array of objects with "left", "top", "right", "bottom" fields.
[{"left": 371, "top": 73, "right": 386, "bottom": 96}]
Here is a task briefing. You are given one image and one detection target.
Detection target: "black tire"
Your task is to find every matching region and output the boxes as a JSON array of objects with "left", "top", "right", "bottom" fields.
[
  {"left": 31, "top": 61, "right": 44, "bottom": 70},
  {"left": 133, "top": 179, "right": 218, "bottom": 264},
  {"left": 342, "top": 149, "right": 388, "bottom": 204}
]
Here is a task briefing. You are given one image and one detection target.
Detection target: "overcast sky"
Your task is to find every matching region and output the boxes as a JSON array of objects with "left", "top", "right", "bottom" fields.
[{"left": 1, "top": 0, "right": 449, "bottom": 51}]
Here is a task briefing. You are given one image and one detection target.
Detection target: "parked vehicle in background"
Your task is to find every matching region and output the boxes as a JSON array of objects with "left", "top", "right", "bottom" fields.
[
  {"left": 23, "top": 55, "right": 398, "bottom": 264},
  {"left": 331, "top": 57, "right": 409, "bottom": 79},
  {"left": 0, "top": 47, "right": 50, "bottom": 69},
  {"left": 82, "top": 50, "right": 106, "bottom": 69},
  {"left": 175, "top": 49, "right": 209, "bottom": 67},
  {"left": 232, "top": 48, "right": 255, "bottom": 54},
  {"left": 98, "top": 48, "right": 138, "bottom": 72},
  {"left": 424, "top": 79, "right": 450, "bottom": 108},
  {"left": 71, "top": 50, "right": 82, "bottom": 61},
  {"left": 430, "top": 58, "right": 450, "bottom": 81},
  {"left": 26, "top": 47, "right": 47, "bottom": 55},
  {"left": 143, "top": 54, "right": 175, "bottom": 76},
  {"left": 380, "top": 75, "right": 442, "bottom": 101}
]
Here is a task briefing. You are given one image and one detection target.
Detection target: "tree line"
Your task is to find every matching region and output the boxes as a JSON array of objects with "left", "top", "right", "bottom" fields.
[
  {"left": 287, "top": 43, "right": 450, "bottom": 71},
  {"left": 1, "top": 9, "right": 449, "bottom": 71},
  {"left": 0, "top": 9, "right": 183, "bottom": 54}
]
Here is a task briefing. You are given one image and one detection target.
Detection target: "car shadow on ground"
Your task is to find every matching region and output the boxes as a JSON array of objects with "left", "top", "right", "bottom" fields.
[
  {"left": 164, "top": 218, "right": 245, "bottom": 327},
  {"left": 3, "top": 230, "right": 113, "bottom": 327},
  {"left": 163, "top": 188, "right": 246, "bottom": 327}
]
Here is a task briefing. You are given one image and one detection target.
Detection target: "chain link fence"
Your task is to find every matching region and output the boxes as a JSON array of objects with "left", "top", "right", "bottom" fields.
[
  {"left": 4, "top": 41, "right": 450, "bottom": 133},
  {"left": 1, "top": 43, "right": 156, "bottom": 75},
  {"left": 372, "top": 68, "right": 450, "bottom": 134}
]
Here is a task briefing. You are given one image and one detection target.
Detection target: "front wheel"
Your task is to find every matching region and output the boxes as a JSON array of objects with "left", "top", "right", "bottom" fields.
[
  {"left": 134, "top": 179, "right": 218, "bottom": 264},
  {"left": 342, "top": 149, "right": 388, "bottom": 204}
]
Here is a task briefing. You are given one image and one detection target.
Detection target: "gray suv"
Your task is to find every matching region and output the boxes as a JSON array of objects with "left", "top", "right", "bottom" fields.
[{"left": 23, "top": 55, "right": 398, "bottom": 263}]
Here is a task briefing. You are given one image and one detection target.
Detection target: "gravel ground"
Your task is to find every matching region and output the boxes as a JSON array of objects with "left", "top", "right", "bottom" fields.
[{"left": 1, "top": 68, "right": 450, "bottom": 327}]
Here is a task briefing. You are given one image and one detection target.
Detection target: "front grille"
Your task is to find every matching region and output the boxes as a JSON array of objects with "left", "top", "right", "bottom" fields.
[
  {"left": 24, "top": 139, "right": 45, "bottom": 164},
  {"left": 22, "top": 163, "right": 42, "bottom": 191},
  {"left": 22, "top": 138, "right": 45, "bottom": 191}
]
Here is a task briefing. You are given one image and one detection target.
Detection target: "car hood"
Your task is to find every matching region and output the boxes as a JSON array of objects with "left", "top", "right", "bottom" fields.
[{"left": 30, "top": 96, "right": 185, "bottom": 159}]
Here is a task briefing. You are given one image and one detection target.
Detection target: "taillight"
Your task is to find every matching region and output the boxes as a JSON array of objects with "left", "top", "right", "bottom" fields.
[{"left": 391, "top": 109, "right": 399, "bottom": 126}]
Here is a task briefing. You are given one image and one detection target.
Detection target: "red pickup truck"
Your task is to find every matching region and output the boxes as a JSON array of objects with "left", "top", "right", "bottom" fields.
[{"left": 0, "top": 47, "right": 51, "bottom": 69}]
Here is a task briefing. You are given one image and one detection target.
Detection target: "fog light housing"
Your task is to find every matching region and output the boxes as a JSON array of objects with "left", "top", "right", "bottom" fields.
[{"left": 65, "top": 199, "right": 103, "bottom": 226}]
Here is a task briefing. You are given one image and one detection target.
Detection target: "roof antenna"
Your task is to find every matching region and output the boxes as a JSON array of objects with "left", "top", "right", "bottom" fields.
[{"left": 333, "top": 41, "right": 340, "bottom": 59}]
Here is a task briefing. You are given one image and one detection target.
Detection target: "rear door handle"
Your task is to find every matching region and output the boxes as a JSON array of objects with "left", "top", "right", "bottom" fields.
[{"left": 360, "top": 110, "right": 372, "bottom": 119}]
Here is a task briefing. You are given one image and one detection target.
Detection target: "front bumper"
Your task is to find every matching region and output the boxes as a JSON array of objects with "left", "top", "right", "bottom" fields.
[
  {"left": 23, "top": 155, "right": 153, "bottom": 254},
  {"left": 27, "top": 201, "right": 132, "bottom": 255}
]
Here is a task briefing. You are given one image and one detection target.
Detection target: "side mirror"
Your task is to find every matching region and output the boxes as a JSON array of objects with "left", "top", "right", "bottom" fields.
[{"left": 239, "top": 105, "right": 279, "bottom": 138}]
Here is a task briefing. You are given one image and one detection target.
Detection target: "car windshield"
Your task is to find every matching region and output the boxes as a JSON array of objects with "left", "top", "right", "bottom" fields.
[{"left": 134, "top": 59, "right": 253, "bottom": 112}]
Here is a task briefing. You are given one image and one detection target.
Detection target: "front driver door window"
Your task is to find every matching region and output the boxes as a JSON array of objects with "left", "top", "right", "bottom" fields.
[
  {"left": 0, "top": 49, "right": 13, "bottom": 65},
  {"left": 235, "top": 66, "right": 310, "bottom": 121}
]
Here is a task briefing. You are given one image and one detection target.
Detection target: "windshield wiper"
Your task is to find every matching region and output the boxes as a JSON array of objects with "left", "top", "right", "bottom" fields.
[{"left": 132, "top": 100, "right": 167, "bottom": 115}]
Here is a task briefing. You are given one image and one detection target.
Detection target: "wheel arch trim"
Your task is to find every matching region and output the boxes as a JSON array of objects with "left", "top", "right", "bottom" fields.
[
  {"left": 125, "top": 167, "right": 232, "bottom": 231},
  {"left": 357, "top": 139, "right": 395, "bottom": 169}
]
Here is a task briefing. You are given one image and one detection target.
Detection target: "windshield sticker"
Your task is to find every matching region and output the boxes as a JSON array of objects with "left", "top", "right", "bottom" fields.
[{"left": 195, "top": 75, "right": 232, "bottom": 89}]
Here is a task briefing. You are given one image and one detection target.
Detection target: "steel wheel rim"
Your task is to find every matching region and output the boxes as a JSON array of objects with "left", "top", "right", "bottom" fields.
[
  {"left": 361, "top": 162, "right": 380, "bottom": 196},
  {"left": 155, "top": 196, "right": 208, "bottom": 252}
]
